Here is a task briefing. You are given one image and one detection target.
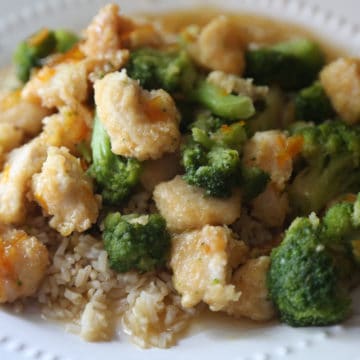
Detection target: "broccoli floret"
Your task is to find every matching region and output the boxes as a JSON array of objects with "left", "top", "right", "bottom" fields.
[
  {"left": 13, "top": 28, "right": 80, "bottom": 83},
  {"left": 182, "top": 122, "right": 246, "bottom": 197},
  {"left": 288, "top": 121, "right": 360, "bottom": 215},
  {"left": 126, "top": 47, "right": 197, "bottom": 92},
  {"left": 182, "top": 119, "right": 268, "bottom": 199},
  {"left": 88, "top": 115, "right": 141, "bottom": 205},
  {"left": 240, "top": 166, "right": 270, "bottom": 202},
  {"left": 188, "top": 111, "right": 225, "bottom": 133},
  {"left": 126, "top": 47, "right": 255, "bottom": 119},
  {"left": 245, "top": 39, "right": 325, "bottom": 90},
  {"left": 268, "top": 198, "right": 360, "bottom": 326},
  {"left": 54, "top": 29, "right": 79, "bottom": 53},
  {"left": 102, "top": 212, "right": 171, "bottom": 273},
  {"left": 295, "top": 82, "right": 335, "bottom": 123},
  {"left": 189, "top": 80, "right": 255, "bottom": 119},
  {"left": 13, "top": 28, "right": 57, "bottom": 82}
]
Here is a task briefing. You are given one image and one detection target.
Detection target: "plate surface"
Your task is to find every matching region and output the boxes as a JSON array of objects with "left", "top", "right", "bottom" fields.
[{"left": 0, "top": 1, "right": 360, "bottom": 359}]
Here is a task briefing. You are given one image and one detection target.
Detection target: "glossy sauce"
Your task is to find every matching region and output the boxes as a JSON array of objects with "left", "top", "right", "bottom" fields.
[{"left": 146, "top": 8, "right": 343, "bottom": 60}]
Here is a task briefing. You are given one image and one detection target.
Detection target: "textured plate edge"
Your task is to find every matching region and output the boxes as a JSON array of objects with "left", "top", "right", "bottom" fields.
[{"left": 0, "top": 0, "right": 359, "bottom": 359}]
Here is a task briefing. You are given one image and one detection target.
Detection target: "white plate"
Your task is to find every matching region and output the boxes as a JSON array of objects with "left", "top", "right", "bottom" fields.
[{"left": 0, "top": 1, "right": 360, "bottom": 359}]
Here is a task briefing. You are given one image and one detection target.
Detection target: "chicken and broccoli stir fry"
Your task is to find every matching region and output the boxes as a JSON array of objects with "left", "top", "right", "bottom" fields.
[{"left": 0, "top": 2, "right": 360, "bottom": 348}]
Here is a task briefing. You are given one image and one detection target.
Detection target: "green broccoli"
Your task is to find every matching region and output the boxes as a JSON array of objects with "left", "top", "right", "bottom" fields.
[
  {"left": 268, "top": 198, "right": 360, "bottom": 327},
  {"left": 54, "top": 29, "right": 79, "bottom": 53},
  {"left": 182, "top": 124, "right": 243, "bottom": 197},
  {"left": 240, "top": 166, "right": 270, "bottom": 202},
  {"left": 188, "top": 111, "right": 225, "bottom": 133},
  {"left": 88, "top": 115, "right": 141, "bottom": 205},
  {"left": 13, "top": 28, "right": 80, "bottom": 83},
  {"left": 13, "top": 28, "right": 57, "bottom": 82},
  {"left": 295, "top": 82, "right": 335, "bottom": 123},
  {"left": 288, "top": 120, "right": 360, "bottom": 215},
  {"left": 189, "top": 80, "right": 255, "bottom": 120},
  {"left": 102, "top": 212, "right": 171, "bottom": 273},
  {"left": 245, "top": 39, "right": 325, "bottom": 90},
  {"left": 126, "top": 47, "right": 197, "bottom": 92},
  {"left": 182, "top": 118, "right": 268, "bottom": 198},
  {"left": 126, "top": 47, "right": 255, "bottom": 119}
]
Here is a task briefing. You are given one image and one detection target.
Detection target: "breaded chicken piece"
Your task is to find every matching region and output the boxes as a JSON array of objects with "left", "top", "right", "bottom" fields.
[
  {"left": 153, "top": 176, "right": 241, "bottom": 232},
  {"left": 31, "top": 146, "right": 100, "bottom": 236},
  {"left": 171, "top": 226, "right": 248, "bottom": 311},
  {"left": 243, "top": 130, "right": 303, "bottom": 190},
  {"left": 320, "top": 58, "right": 360, "bottom": 125},
  {"left": 140, "top": 152, "right": 181, "bottom": 192},
  {"left": 42, "top": 105, "right": 92, "bottom": 151},
  {"left": 22, "top": 53, "right": 89, "bottom": 109},
  {"left": 225, "top": 256, "right": 275, "bottom": 321},
  {"left": 95, "top": 70, "right": 181, "bottom": 161},
  {"left": 81, "top": 3, "right": 133, "bottom": 58},
  {"left": 0, "top": 137, "right": 46, "bottom": 224},
  {"left": 0, "top": 89, "right": 50, "bottom": 135},
  {"left": 0, "top": 123, "right": 24, "bottom": 165},
  {"left": 0, "top": 226, "right": 49, "bottom": 303},
  {"left": 207, "top": 70, "right": 268, "bottom": 99},
  {"left": 22, "top": 40, "right": 129, "bottom": 109},
  {"left": 0, "top": 103, "right": 93, "bottom": 225},
  {"left": 81, "top": 4, "right": 161, "bottom": 59},
  {"left": 251, "top": 183, "right": 289, "bottom": 228},
  {"left": 187, "top": 16, "right": 246, "bottom": 75}
]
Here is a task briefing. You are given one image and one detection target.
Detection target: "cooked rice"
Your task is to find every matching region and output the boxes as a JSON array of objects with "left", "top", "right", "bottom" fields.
[{"left": 21, "top": 211, "right": 195, "bottom": 348}]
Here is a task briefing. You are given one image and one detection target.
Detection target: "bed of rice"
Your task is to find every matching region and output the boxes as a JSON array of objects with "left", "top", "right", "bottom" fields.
[
  {"left": 19, "top": 191, "right": 196, "bottom": 348},
  {"left": 7, "top": 190, "right": 271, "bottom": 348}
]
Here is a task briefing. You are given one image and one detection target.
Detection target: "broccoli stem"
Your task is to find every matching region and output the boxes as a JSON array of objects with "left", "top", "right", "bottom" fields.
[
  {"left": 54, "top": 29, "right": 79, "bottom": 53},
  {"left": 190, "top": 81, "right": 255, "bottom": 119},
  {"left": 88, "top": 115, "right": 141, "bottom": 204}
]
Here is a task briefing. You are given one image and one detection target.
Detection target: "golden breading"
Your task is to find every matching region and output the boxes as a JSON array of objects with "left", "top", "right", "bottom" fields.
[
  {"left": 41, "top": 105, "right": 92, "bottom": 151},
  {"left": 320, "top": 58, "right": 360, "bottom": 125},
  {"left": 243, "top": 130, "right": 302, "bottom": 190},
  {"left": 0, "top": 137, "right": 46, "bottom": 224},
  {"left": 81, "top": 4, "right": 162, "bottom": 57},
  {"left": 0, "top": 89, "right": 50, "bottom": 135},
  {"left": 153, "top": 176, "right": 241, "bottom": 232},
  {"left": 188, "top": 16, "right": 246, "bottom": 75},
  {"left": 207, "top": 70, "right": 268, "bottom": 99},
  {"left": 0, "top": 123, "right": 24, "bottom": 165},
  {"left": 81, "top": 3, "right": 132, "bottom": 58},
  {"left": 94, "top": 70, "right": 181, "bottom": 161},
  {"left": 31, "top": 146, "right": 100, "bottom": 236},
  {"left": 251, "top": 183, "right": 289, "bottom": 228},
  {"left": 0, "top": 226, "right": 49, "bottom": 303},
  {"left": 22, "top": 57, "right": 89, "bottom": 109},
  {"left": 225, "top": 256, "right": 275, "bottom": 321},
  {"left": 0, "top": 103, "right": 93, "bottom": 226},
  {"left": 171, "top": 226, "right": 247, "bottom": 311}
]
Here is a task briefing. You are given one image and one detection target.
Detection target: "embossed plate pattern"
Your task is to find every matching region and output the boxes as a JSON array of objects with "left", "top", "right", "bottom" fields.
[{"left": 0, "top": 0, "right": 359, "bottom": 359}]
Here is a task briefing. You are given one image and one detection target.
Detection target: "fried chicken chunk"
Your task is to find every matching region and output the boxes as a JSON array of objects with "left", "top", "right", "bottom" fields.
[
  {"left": 0, "top": 226, "right": 49, "bottom": 303},
  {"left": 320, "top": 58, "right": 360, "bottom": 125},
  {"left": 171, "top": 226, "right": 248, "bottom": 311},
  {"left": 225, "top": 256, "right": 275, "bottom": 321},
  {"left": 94, "top": 70, "right": 180, "bottom": 161},
  {"left": 31, "top": 146, "right": 100, "bottom": 236},
  {"left": 153, "top": 176, "right": 241, "bottom": 232},
  {"left": 188, "top": 16, "right": 246, "bottom": 75}
]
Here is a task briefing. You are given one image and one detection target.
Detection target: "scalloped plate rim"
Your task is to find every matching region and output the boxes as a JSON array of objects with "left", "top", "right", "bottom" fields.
[{"left": 0, "top": 1, "right": 359, "bottom": 360}]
